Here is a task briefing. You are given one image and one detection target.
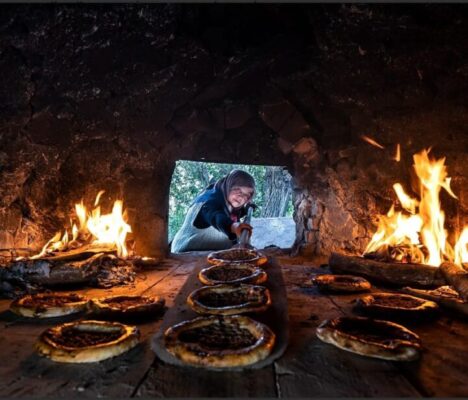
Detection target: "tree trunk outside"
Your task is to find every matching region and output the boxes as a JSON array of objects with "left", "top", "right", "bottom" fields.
[
  {"left": 196, "top": 162, "right": 211, "bottom": 188},
  {"left": 260, "top": 167, "right": 292, "bottom": 218}
]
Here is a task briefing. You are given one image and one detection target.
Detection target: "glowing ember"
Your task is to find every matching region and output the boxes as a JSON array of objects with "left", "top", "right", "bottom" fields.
[
  {"left": 31, "top": 191, "right": 132, "bottom": 259},
  {"left": 360, "top": 135, "right": 385, "bottom": 149},
  {"left": 394, "top": 143, "right": 401, "bottom": 162},
  {"left": 364, "top": 149, "right": 467, "bottom": 267}
]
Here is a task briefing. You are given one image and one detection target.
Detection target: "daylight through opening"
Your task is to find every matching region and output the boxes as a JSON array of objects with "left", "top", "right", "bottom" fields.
[{"left": 169, "top": 160, "right": 295, "bottom": 252}]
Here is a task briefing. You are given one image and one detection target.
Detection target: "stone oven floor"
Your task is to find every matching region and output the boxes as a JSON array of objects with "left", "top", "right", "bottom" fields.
[{"left": 0, "top": 251, "right": 467, "bottom": 398}]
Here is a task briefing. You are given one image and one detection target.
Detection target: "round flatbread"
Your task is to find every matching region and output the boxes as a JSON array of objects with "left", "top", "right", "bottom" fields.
[
  {"left": 207, "top": 249, "right": 268, "bottom": 266},
  {"left": 36, "top": 320, "right": 140, "bottom": 363},
  {"left": 187, "top": 284, "right": 271, "bottom": 315},
  {"left": 88, "top": 295, "right": 165, "bottom": 319},
  {"left": 316, "top": 316, "right": 421, "bottom": 361},
  {"left": 10, "top": 292, "right": 88, "bottom": 318},
  {"left": 163, "top": 315, "right": 275, "bottom": 368},
  {"left": 312, "top": 274, "right": 371, "bottom": 293},
  {"left": 354, "top": 292, "right": 439, "bottom": 319},
  {"left": 199, "top": 263, "right": 267, "bottom": 286}
]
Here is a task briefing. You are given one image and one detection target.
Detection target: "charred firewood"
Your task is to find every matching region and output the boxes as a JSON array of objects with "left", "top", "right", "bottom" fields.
[
  {"left": 329, "top": 252, "right": 445, "bottom": 287},
  {"left": 91, "top": 255, "right": 136, "bottom": 288},
  {"left": 0, "top": 274, "right": 42, "bottom": 299},
  {"left": 5, "top": 253, "right": 103, "bottom": 286}
]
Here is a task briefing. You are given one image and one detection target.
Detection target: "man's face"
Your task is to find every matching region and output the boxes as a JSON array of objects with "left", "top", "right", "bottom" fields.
[{"left": 228, "top": 186, "right": 254, "bottom": 208}]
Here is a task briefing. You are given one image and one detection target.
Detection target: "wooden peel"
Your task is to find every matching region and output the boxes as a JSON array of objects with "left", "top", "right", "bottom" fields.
[{"left": 235, "top": 203, "right": 256, "bottom": 250}]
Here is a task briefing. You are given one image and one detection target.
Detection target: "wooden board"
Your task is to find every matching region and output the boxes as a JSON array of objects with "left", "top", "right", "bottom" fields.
[
  {"left": 135, "top": 255, "right": 279, "bottom": 398},
  {"left": 271, "top": 262, "right": 422, "bottom": 398},
  {"left": 1, "top": 252, "right": 467, "bottom": 397},
  {"left": 0, "top": 258, "right": 186, "bottom": 398},
  {"left": 136, "top": 363, "right": 278, "bottom": 398},
  {"left": 151, "top": 256, "right": 289, "bottom": 371},
  {"left": 307, "top": 265, "right": 468, "bottom": 397}
]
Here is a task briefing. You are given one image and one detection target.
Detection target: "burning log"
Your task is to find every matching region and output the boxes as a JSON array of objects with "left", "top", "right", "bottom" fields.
[
  {"left": 440, "top": 262, "right": 468, "bottom": 301},
  {"left": 329, "top": 252, "right": 445, "bottom": 287},
  {"left": 1, "top": 252, "right": 135, "bottom": 298},
  {"left": 36, "top": 244, "right": 117, "bottom": 262}
]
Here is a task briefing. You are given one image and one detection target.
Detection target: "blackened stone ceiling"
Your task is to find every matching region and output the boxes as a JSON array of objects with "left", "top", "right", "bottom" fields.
[{"left": 0, "top": 4, "right": 467, "bottom": 256}]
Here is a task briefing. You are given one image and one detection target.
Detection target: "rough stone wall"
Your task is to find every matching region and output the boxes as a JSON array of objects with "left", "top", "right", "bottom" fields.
[
  {"left": 0, "top": 4, "right": 467, "bottom": 259},
  {"left": 286, "top": 5, "right": 468, "bottom": 256}
]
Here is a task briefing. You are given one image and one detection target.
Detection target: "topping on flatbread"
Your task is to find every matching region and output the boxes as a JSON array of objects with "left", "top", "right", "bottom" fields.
[
  {"left": 199, "top": 263, "right": 267, "bottom": 285},
  {"left": 207, "top": 249, "right": 267, "bottom": 266},
  {"left": 187, "top": 284, "right": 271, "bottom": 315}
]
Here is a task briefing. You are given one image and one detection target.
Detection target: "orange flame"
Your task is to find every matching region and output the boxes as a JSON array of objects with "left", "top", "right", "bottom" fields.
[
  {"left": 31, "top": 192, "right": 132, "bottom": 259},
  {"left": 454, "top": 227, "right": 468, "bottom": 266},
  {"left": 393, "top": 183, "right": 418, "bottom": 214},
  {"left": 364, "top": 149, "right": 467, "bottom": 267},
  {"left": 361, "top": 135, "right": 385, "bottom": 149}
]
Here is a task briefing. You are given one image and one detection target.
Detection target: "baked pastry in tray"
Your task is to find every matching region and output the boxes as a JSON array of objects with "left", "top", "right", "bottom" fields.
[
  {"left": 316, "top": 316, "right": 421, "bottom": 361},
  {"left": 353, "top": 292, "right": 439, "bottom": 320},
  {"left": 311, "top": 274, "right": 371, "bottom": 293},
  {"left": 10, "top": 292, "right": 88, "bottom": 318},
  {"left": 187, "top": 284, "right": 271, "bottom": 315},
  {"left": 36, "top": 320, "right": 140, "bottom": 363},
  {"left": 88, "top": 295, "right": 165, "bottom": 319},
  {"left": 402, "top": 285, "right": 468, "bottom": 316},
  {"left": 163, "top": 315, "right": 275, "bottom": 368}
]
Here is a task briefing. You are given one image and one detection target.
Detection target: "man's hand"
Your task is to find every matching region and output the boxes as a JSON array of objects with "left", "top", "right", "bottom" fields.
[{"left": 231, "top": 222, "right": 253, "bottom": 238}]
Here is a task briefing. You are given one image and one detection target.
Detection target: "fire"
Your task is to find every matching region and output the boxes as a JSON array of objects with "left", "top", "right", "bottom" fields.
[
  {"left": 32, "top": 191, "right": 132, "bottom": 259},
  {"left": 364, "top": 149, "right": 467, "bottom": 267},
  {"left": 455, "top": 227, "right": 468, "bottom": 266}
]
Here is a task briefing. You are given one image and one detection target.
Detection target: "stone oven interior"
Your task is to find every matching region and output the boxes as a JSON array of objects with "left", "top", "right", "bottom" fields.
[
  {"left": 0, "top": 4, "right": 467, "bottom": 398},
  {"left": 1, "top": 4, "right": 467, "bottom": 262},
  {"left": 1, "top": 4, "right": 467, "bottom": 263}
]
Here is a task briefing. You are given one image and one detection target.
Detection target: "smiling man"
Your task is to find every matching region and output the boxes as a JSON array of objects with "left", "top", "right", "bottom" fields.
[{"left": 170, "top": 169, "right": 255, "bottom": 253}]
